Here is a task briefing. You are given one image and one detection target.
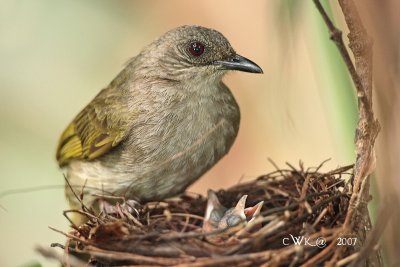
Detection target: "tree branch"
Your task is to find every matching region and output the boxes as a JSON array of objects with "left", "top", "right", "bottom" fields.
[{"left": 312, "top": 0, "right": 381, "bottom": 265}]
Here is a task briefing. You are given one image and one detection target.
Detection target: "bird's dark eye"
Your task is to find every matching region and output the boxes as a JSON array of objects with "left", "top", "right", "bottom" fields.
[{"left": 188, "top": 42, "right": 205, "bottom": 57}]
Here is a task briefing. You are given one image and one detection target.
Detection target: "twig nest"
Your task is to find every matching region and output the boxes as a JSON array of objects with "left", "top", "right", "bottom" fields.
[{"left": 43, "top": 163, "right": 355, "bottom": 266}]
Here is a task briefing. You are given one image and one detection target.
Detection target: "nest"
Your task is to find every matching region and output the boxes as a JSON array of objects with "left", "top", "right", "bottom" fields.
[{"left": 40, "top": 162, "right": 356, "bottom": 266}]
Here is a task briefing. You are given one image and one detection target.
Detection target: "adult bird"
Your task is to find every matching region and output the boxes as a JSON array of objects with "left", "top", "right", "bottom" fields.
[{"left": 56, "top": 25, "right": 263, "bottom": 222}]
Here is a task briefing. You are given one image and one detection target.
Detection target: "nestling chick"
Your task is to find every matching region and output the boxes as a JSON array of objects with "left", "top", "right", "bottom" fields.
[
  {"left": 56, "top": 26, "right": 263, "bottom": 221},
  {"left": 203, "top": 190, "right": 264, "bottom": 233}
]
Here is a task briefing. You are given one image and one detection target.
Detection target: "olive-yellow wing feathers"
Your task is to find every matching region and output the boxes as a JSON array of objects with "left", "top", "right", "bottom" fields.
[{"left": 56, "top": 87, "right": 130, "bottom": 167}]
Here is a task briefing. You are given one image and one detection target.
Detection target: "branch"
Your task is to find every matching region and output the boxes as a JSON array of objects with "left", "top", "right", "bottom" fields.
[
  {"left": 312, "top": 0, "right": 381, "bottom": 265},
  {"left": 348, "top": 195, "right": 393, "bottom": 267},
  {"left": 312, "top": 0, "right": 371, "bottom": 116},
  {"left": 334, "top": 0, "right": 379, "bottom": 227}
]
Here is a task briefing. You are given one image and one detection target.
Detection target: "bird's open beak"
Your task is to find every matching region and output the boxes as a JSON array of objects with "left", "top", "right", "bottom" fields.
[{"left": 213, "top": 54, "right": 263, "bottom": 74}]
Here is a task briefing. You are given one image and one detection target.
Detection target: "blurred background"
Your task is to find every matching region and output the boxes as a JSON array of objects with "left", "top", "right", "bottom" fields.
[{"left": 0, "top": 0, "right": 398, "bottom": 266}]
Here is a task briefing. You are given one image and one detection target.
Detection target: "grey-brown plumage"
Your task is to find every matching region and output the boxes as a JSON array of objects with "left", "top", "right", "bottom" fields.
[{"left": 56, "top": 25, "right": 262, "bottom": 214}]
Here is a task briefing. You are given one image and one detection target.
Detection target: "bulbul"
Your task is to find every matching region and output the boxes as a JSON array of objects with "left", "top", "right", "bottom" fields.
[{"left": 56, "top": 25, "right": 263, "bottom": 216}]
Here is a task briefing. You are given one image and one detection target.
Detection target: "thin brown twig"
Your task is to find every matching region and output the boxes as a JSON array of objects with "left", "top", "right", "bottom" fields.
[
  {"left": 64, "top": 174, "right": 91, "bottom": 214},
  {"left": 35, "top": 245, "right": 89, "bottom": 267},
  {"left": 48, "top": 226, "right": 91, "bottom": 245},
  {"left": 312, "top": 0, "right": 370, "bottom": 112},
  {"left": 150, "top": 213, "right": 205, "bottom": 221},
  {"left": 84, "top": 245, "right": 188, "bottom": 266}
]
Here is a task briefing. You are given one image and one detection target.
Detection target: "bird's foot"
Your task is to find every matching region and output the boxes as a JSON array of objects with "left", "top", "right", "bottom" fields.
[{"left": 99, "top": 199, "right": 140, "bottom": 219}]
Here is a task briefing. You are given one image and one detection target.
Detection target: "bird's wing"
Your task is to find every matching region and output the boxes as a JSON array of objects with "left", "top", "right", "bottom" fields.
[{"left": 56, "top": 87, "right": 131, "bottom": 167}]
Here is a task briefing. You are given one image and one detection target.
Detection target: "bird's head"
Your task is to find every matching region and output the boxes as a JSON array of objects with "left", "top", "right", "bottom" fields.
[{"left": 136, "top": 25, "right": 263, "bottom": 82}]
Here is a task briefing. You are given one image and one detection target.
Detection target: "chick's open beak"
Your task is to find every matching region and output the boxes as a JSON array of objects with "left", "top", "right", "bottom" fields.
[{"left": 213, "top": 54, "right": 263, "bottom": 74}]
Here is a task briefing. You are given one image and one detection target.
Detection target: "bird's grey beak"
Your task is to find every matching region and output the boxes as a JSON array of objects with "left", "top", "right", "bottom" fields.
[{"left": 213, "top": 54, "right": 263, "bottom": 74}]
